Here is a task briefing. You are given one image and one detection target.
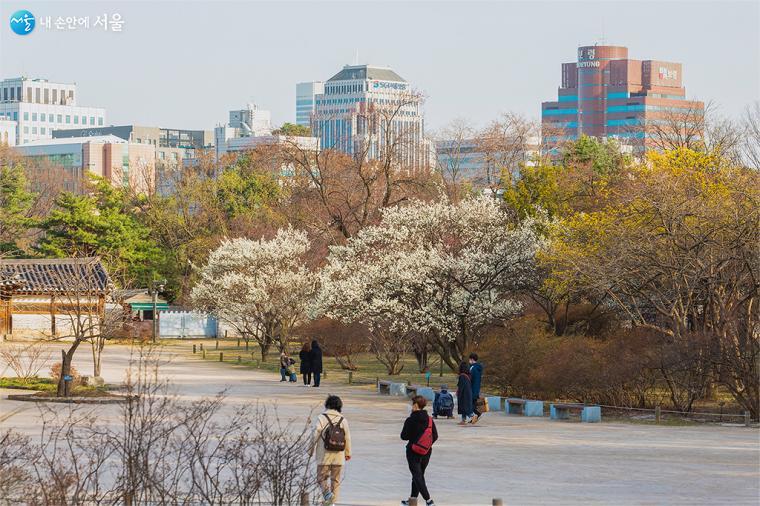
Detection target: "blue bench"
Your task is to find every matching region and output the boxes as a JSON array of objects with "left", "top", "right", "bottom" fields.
[
  {"left": 407, "top": 384, "right": 435, "bottom": 401},
  {"left": 378, "top": 380, "right": 407, "bottom": 396},
  {"left": 506, "top": 398, "right": 544, "bottom": 417},
  {"left": 550, "top": 403, "right": 601, "bottom": 423}
]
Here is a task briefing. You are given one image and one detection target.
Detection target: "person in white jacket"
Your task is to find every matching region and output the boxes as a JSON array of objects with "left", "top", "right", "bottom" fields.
[{"left": 311, "top": 395, "right": 352, "bottom": 505}]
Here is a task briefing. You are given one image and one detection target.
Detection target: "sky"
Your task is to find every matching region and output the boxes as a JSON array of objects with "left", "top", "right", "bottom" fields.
[{"left": 1, "top": 0, "right": 758, "bottom": 133}]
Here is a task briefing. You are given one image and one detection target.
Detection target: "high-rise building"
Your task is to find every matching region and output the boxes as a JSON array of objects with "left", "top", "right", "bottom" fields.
[
  {"left": 0, "top": 77, "right": 106, "bottom": 145},
  {"left": 14, "top": 135, "right": 155, "bottom": 194},
  {"left": 214, "top": 103, "right": 276, "bottom": 159},
  {"left": 311, "top": 64, "right": 430, "bottom": 170},
  {"left": 541, "top": 45, "right": 704, "bottom": 152},
  {"left": 296, "top": 81, "right": 324, "bottom": 127}
]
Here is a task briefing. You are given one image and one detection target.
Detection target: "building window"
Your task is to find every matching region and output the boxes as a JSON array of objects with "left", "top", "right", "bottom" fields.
[
  {"left": 81, "top": 115, "right": 86, "bottom": 124},
  {"left": 32, "top": 113, "right": 37, "bottom": 121},
  {"left": 23, "top": 126, "right": 28, "bottom": 133},
  {"left": 57, "top": 114, "right": 62, "bottom": 123},
  {"left": 52, "top": 89, "right": 58, "bottom": 103},
  {"left": 90, "top": 116, "right": 95, "bottom": 125},
  {"left": 74, "top": 116, "right": 79, "bottom": 124},
  {"left": 32, "top": 127, "right": 37, "bottom": 134},
  {"left": 66, "top": 115, "right": 71, "bottom": 124},
  {"left": 41, "top": 127, "right": 46, "bottom": 134},
  {"left": 98, "top": 117, "right": 103, "bottom": 126},
  {"left": 44, "top": 88, "right": 49, "bottom": 104}
]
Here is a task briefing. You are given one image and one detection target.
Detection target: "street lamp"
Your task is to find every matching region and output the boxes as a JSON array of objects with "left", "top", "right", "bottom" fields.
[{"left": 149, "top": 279, "right": 166, "bottom": 343}]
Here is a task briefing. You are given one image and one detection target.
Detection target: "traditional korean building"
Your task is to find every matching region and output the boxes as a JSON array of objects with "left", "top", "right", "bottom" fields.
[{"left": 0, "top": 257, "right": 112, "bottom": 339}]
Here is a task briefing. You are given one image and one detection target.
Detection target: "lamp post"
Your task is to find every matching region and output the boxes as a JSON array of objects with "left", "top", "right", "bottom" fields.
[{"left": 150, "top": 279, "right": 166, "bottom": 343}]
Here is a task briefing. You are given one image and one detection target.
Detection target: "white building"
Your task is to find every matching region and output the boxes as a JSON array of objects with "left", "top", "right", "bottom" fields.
[
  {"left": 0, "top": 119, "right": 17, "bottom": 146},
  {"left": 311, "top": 64, "right": 430, "bottom": 170},
  {"left": 296, "top": 81, "right": 324, "bottom": 127},
  {"left": 0, "top": 77, "right": 106, "bottom": 145},
  {"left": 214, "top": 103, "right": 274, "bottom": 158}
]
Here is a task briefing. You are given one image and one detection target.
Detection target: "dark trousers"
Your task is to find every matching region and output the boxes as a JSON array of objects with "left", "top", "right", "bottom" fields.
[
  {"left": 406, "top": 448, "right": 431, "bottom": 501},
  {"left": 303, "top": 372, "right": 311, "bottom": 385},
  {"left": 313, "top": 372, "right": 321, "bottom": 387}
]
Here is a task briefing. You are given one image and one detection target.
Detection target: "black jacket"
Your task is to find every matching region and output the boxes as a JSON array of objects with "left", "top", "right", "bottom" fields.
[
  {"left": 310, "top": 342, "right": 323, "bottom": 374},
  {"left": 299, "top": 350, "right": 312, "bottom": 374},
  {"left": 401, "top": 410, "right": 438, "bottom": 450},
  {"left": 457, "top": 373, "right": 473, "bottom": 415}
]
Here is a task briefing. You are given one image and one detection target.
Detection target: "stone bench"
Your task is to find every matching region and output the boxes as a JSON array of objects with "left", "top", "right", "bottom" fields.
[
  {"left": 407, "top": 384, "right": 435, "bottom": 401},
  {"left": 505, "top": 398, "right": 544, "bottom": 417},
  {"left": 550, "top": 403, "right": 601, "bottom": 423},
  {"left": 377, "top": 380, "right": 407, "bottom": 396}
]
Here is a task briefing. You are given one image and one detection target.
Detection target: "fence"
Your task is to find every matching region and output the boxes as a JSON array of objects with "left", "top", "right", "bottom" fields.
[{"left": 159, "top": 311, "right": 217, "bottom": 338}]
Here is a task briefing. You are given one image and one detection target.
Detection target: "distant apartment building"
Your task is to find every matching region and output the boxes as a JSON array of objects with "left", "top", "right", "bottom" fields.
[
  {"left": 541, "top": 45, "right": 704, "bottom": 153},
  {"left": 435, "top": 137, "right": 540, "bottom": 186},
  {"left": 0, "top": 77, "right": 106, "bottom": 145},
  {"left": 296, "top": 81, "right": 324, "bottom": 127},
  {"left": 52, "top": 124, "right": 214, "bottom": 166},
  {"left": 0, "top": 119, "right": 17, "bottom": 146},
  {"left": 214, "top": 103, "right": 274, "bottom": 158},
  {"left": 311, "top": 64, "right": 430, "bottom": 170},
  {"left": 14, "top": 135, "right": 155, "bottom": 194}
]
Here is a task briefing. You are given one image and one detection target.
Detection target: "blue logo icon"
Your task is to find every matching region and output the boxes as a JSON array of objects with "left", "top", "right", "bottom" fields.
[{"left": 10, "top": 10, "right": 35, "bottom": 35}]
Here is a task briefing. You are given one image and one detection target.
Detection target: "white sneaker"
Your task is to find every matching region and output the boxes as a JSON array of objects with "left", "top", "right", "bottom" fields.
[{"left": 426, "top": 500, "right": 436, "bottom": 506}]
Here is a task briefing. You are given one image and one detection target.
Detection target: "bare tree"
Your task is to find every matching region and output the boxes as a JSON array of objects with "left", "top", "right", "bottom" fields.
[
  {"left": 741, "top": 101, "right": 760, "bottom": 170},
  {"left": 0, "top": 342, "right": 52, "bottom": 381}
]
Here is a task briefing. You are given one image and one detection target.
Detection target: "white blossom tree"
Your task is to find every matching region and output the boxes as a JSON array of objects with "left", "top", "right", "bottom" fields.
[
  {"left": 192, "top": 229, "right": 317, "bottom": 361},
  {"left": 317, "top": 197, "right": 541, "bottom": 371}
]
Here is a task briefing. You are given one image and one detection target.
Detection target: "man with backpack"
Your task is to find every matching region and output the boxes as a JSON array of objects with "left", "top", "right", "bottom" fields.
[
  {"left": 312, "top": 395, "right": 351, "bottom": 506},
  {"left": 400, "top": 395, "right": 438, "bottom": 506},
  {"left": 432, "top": 384, "right": 454, "bottom": 419}
]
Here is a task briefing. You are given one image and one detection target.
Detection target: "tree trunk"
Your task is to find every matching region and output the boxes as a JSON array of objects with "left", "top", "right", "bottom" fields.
[{"left": 56, "top": 341, "right": 80, "bottom": 397}]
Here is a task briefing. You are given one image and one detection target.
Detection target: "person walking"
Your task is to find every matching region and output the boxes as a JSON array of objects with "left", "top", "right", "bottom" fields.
[
  {"left": 279, "top": 351, "right": 290, "bottom": 382},
  {"left": 311, "top": 395, "right": 351, "bottom": 506},
  {"left": 469, "top": 353, "right": 484, "bottom": 423},
  {"left": 311, "top": 339, "right": 324, "bottom": 387},
  {"left": 400, "top": 395, "right": 438, "bottom": 506},
  {"left": 456, "top": 361, "right": 474, "bottom": 425},
  {"left": 299, "top": 342, "right": 313, "bottom": 386}
]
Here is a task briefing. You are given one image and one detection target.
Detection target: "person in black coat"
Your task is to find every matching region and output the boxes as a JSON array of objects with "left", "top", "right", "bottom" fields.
[
  {"left": 400, "top": 395, "right": 438, "bottom": 506},
  {"left": 456, "top": 361, "right": 474, "bottom": 425},
  {"left": 299, "top": 342, "right": 312, "bottom": 386},
  {"left": 310, "top": 339, "right": 324, "bottom": 387}
]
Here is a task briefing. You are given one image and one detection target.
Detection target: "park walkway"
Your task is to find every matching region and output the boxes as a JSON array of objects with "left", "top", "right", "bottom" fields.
[{"left": 1, "top": 343, "right": 759, "bottom": 505}]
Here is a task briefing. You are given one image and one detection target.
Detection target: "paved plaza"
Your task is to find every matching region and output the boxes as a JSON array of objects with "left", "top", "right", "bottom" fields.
[{"left": 1, "top": 344, "right": 758, "bottom": 505}]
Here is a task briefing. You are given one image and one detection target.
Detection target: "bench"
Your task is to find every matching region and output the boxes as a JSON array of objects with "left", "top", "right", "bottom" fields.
[
  {"left": 378, "top": 380, "right": 392, "bottom": 395},
  {"left": 377, "top": 380, "right": 407, "bottom": 396},
  {"left": 550, "top": 403, "right": 601, "bottom": 423},
  {"left": 506, "top": 398, "right": 545, "bottom": 417},
  {"left": 407, "top": 384, "right": 435, "bottom": 401}
]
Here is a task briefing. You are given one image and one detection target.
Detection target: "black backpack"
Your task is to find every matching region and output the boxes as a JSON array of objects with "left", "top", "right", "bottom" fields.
[{"left": 322, "top": 414, "right": 346, "bottom": 452}]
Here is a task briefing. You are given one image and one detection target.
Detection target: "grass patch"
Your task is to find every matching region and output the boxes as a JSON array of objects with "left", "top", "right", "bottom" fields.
[{"left": 0, "top": 376, "right": 109, "bottom": 395}]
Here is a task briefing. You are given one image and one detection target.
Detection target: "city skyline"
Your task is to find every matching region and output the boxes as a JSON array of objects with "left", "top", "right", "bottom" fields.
[{"left": 1, "top": 1, "right": 758, "bottom": 133}]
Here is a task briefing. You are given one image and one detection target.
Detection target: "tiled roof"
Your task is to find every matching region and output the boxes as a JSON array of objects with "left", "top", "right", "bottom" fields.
[{"left": 0, "top": 257, "right": 112, "bottom": 294}]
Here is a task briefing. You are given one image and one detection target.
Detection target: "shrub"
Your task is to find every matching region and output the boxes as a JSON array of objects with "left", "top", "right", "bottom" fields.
[{"left": 49, "top": 362, "right": 82, "bottom": 387}]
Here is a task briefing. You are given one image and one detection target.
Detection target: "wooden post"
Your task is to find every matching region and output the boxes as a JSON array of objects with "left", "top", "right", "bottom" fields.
[
  {"left": 237, "top": 355, "right": 241, "bottom": 364},
  {"left": 655, "top": 405, "right": 661, "bottom": 424},
  {"left": 439, "top": 358, "right": 443, "bottom": 377},
  {"left": 348, "top": 371, "right": 353, "bottom": 384},
  {"left": 219, "top": 352, "right": 223, "bottom": 362},
  {"left": 237, "top": 338, "right": 240, "bottom": 348},
  {"left": 744, "top": 411, "right": 751, "bottom": 427},
  {"left": 202, "top": 349, "right": 206, "bottom": 359},
  {"left": 215, "top": 339, "right": 219, "bottom": 350},
  {"left": 193, "top": 344, "right": 196, "bottom": 354},
  {"left": 245, "top": 340, "right": 249, "bottom": 351},
  {"left": 493, "top": 499, "right": 504, "bottom": 506},
  {"left": 224, "top": 329, "right": 228, "bottom": 339}
]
